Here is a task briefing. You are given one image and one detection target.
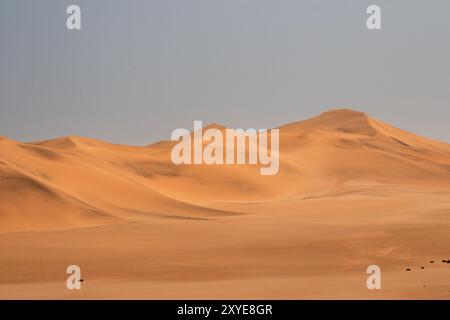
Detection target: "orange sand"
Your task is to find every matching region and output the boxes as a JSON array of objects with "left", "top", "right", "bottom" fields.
[{"left": 0, "top": 109, "right": 449, "bottom": 299}]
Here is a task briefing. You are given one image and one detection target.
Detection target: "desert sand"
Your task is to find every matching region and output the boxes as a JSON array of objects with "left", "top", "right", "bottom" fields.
[{"left": 0, "top": 109, "right": 449, "bottom": 299}]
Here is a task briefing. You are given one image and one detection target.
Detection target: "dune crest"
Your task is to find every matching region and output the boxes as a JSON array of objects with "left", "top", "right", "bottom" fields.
[
  {"left": 1, "top": 109, "right": 449, "bottom": 232},
  {"left": 1, "top": 109, "right": 450, "bottom": 299}
]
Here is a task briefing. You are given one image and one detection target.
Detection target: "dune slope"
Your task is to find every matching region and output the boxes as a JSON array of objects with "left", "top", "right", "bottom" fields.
[
  {"left": 1, "top": 109, "right": 450, "bottom": 299},
  {"left": 1, "top": 109, "right": 449, "bottom": 232}
]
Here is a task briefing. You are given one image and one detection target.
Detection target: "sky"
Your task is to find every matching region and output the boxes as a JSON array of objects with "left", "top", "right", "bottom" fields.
[{"left": 1, "top": 0, "right": 449, "bottom": 145}]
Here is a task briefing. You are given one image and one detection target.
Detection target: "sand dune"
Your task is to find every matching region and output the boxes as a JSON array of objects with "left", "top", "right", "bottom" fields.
[{"left": 1, "top": 109, "right": 449, "bottom": 298}]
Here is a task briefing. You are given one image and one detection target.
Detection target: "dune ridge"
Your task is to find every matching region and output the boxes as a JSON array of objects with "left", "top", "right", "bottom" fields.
[
  {"left": 1, "top": 108, "right": 450, "bottom": 299},
  {"left": 1, "top": 108, "right": 449, "bottom": 233}
]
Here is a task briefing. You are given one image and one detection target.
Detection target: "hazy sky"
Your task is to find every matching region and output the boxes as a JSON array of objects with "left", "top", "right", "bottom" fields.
[{"left": 1, "top": 0, "right": 449, "bottom": 145}]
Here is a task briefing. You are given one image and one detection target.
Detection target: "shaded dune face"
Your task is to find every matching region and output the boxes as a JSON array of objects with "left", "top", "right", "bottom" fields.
[{"left": 0, "top": 109, "right": 449, "bottom": 232}]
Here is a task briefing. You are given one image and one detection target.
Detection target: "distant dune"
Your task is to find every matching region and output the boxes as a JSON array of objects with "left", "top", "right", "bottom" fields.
[{"left": 1, "top": 109, "right": 449, "bottom": 299}]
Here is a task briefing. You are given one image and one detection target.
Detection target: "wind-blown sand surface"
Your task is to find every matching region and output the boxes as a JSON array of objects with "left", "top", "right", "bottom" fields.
[{"left": 0, "top": 109, "right": 449, "bottom": 299}]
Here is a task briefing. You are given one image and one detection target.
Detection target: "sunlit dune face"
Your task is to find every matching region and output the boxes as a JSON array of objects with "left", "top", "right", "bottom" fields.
[{"left": 1, "top": 109, "right": 450, "bottom": 299}]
